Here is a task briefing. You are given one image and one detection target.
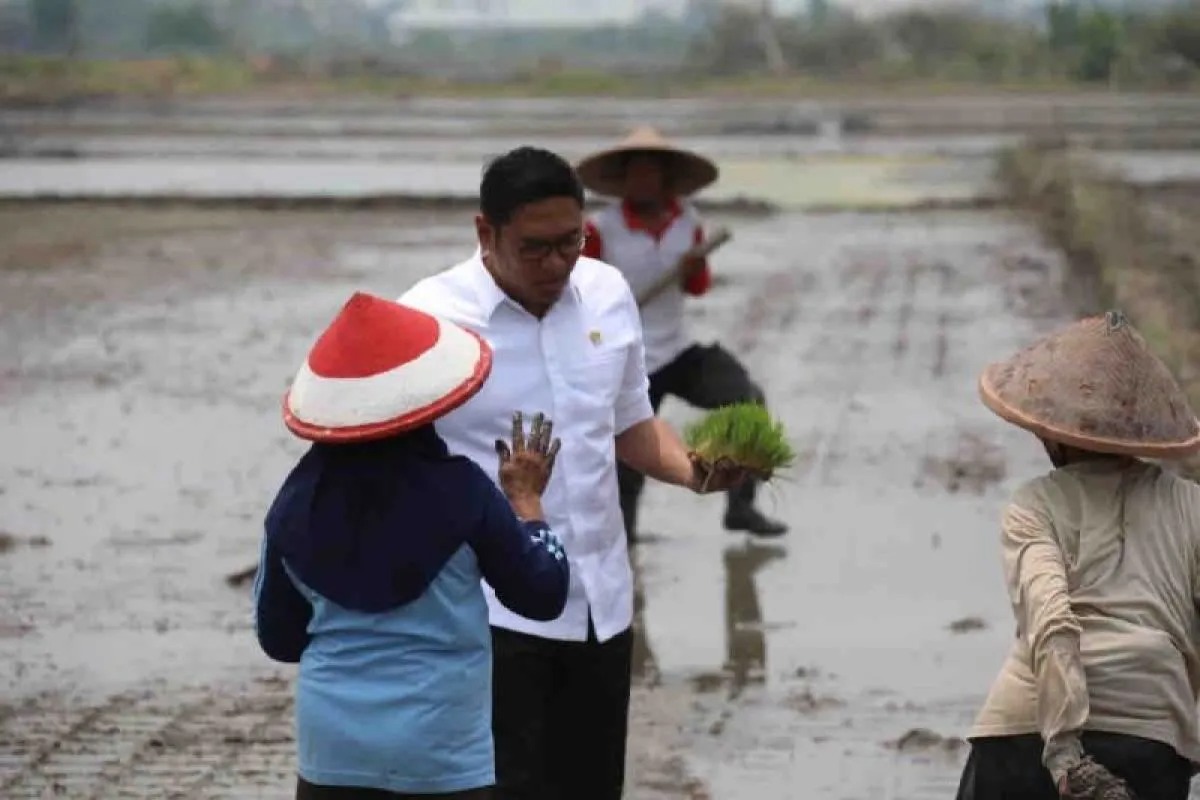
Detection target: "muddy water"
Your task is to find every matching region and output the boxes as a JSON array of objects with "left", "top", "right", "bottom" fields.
[
  {"left": 6, "top": 92, "right": 1199, "bottom": 212},
  {"left": 0, "top": 208, "right": 478, "bottom": 798},
  {"left": 6, "top": 92, "right": 1200, "bottom": 137},
  {"left": 2, "top": 105, "right": 1005, "bottom": 207},
  {"left": 1, "top": 131, "right": 1014, "bottom": 161},
  {"left": 0, "top": 153, "right": 1001, "bottom": 211},
  {"left": 2, "top": 198, "right": 1167, "bottom": 798},
  {"left": 0, "top": 138, "right": 1188, "bottom": 208},
  {"left": 631, "top": 210, "right": 1082, "bottom": 798}
]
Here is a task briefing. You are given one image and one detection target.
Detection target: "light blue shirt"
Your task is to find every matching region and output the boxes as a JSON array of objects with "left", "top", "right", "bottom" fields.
[{"left": 286, "top": 545, "right": 494, "bottom": 794}]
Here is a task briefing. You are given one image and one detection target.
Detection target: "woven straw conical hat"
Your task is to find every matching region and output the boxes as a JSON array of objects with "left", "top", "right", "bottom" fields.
[
  {"left": 576, "top": 126, "right": 718, "bottom": 198},
  {"left": 979, "top": 311, "right": 1200, "bottom": 458}
]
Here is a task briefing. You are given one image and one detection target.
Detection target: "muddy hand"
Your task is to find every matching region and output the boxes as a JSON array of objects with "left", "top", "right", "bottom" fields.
[
  {"left": 530, "top": 412, "right": 561, "bottom": 473},
  {"left": 498, "top": 411, "right": 561, "bottom": 501},
  {"left": 687, "top": 452, "right": 751, "bottom": 494},
  {"left": 1061, "top": 756, "right": 1139, "bottom": 800}
]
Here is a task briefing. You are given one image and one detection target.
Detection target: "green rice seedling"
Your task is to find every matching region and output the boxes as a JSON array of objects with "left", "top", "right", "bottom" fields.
[{"left": 683, "top": 402, "right": 795, "bottom": 482}]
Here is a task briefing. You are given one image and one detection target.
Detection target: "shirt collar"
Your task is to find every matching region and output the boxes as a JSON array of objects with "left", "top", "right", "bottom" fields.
[
  {"left": 1063, "top": 457, "right": 1141, "bottom": 475},
  {"left": 465, "top": 246, "right": 581, "bottom": 320},
  {"left": 466, "top": 247, "right": 508, "bottom": 318},
  {"left": 621, "top": 198, "right": 682, "bottom": 238}
]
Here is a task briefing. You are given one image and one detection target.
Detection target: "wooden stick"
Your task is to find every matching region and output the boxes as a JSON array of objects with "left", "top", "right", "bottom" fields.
[{"left": 636, "top": 226, "right": 732, "bottom": 307}]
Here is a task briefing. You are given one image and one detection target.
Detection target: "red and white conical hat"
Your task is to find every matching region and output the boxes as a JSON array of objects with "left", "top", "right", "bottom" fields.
[{"left": 283, "top": 292, "right": 492, "bottom": 443}]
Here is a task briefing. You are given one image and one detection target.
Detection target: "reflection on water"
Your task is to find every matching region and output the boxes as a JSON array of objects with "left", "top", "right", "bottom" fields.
[
  {"left": 0, "top": 102, "right": 1011, "bottom": 207},
  {"left": 633, "top": 538, "right": 785, "bottom": 695},
  {"left": 0, "top": 132, "right": 1013, "bottom": 162},
  {"left": 630, "top": 546, "right": 659, "bottom": 687},
  {"left": 0, "top": 154, "right": 998, "bottom": 210},
  {"left": 722, "top": 542, "right": 786, "bottom": 698}
]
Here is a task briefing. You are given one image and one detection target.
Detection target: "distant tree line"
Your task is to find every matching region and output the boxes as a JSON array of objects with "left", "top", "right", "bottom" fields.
[
  {"left": 17, "top": 0, "right": 693, "bottom": 77},
  {"left": 23, "top": 0, "right": 393, "bottom": 58},
  {"left": 688, "top": 1, "right": 1200, "bottom": 86},
  {"left": 16, "top": 0, "right": 1200, "bottom": 89}
]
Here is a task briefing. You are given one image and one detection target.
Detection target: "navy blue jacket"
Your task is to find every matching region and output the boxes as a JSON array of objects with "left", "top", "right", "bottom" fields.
[
  {"left": 252, "top": 425, "right": 569, "bottom": 793},
  {"left": 254, "top": 424, "right": 569, "bottom": 663}
]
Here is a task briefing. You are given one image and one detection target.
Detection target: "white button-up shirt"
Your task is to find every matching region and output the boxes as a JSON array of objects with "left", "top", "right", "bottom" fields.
[{"left": 399, "top": 250, "right": 654, "bottom": 643}]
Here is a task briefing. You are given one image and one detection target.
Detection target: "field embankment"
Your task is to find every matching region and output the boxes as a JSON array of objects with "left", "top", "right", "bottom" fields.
[{"left": 1000, "top": 141, "right": 1200, "bottom": 476}]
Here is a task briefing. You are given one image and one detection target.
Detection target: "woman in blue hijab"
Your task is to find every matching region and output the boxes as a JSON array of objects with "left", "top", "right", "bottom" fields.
[{"left": 253, "top": 292, "right": 570, "bottom": 799}]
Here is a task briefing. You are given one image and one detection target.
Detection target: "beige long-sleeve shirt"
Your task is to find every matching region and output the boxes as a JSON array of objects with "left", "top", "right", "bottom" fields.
[{"left": 971, "top": 459, "right": 1200, "bottom": 777}]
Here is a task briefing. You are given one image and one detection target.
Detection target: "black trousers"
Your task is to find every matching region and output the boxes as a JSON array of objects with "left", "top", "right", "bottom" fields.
[
  {"left": 296, "top": 778, "right": 491, "bottom": 799},
  {"left": 617, "top": 342, "right": 765, "bottom": 537},
  {"left": 956, "top": 732, "right": 1192, "bottom": 800},
  {"left": 491, "top": 622, "right": 633, "bottom": 800}
]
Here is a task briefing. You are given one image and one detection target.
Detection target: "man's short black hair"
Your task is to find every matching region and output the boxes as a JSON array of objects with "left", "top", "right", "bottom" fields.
[{"left": 480, "top": 146, "right": 584, "bottom": 227}]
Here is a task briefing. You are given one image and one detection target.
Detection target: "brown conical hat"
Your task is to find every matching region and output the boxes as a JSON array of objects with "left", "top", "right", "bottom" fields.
[
  {"left": 575, "top": 126, "right": 719, "bottom": 198},
  {"left": 979, "top": 311, "right": 1200, "bottom": 458}
]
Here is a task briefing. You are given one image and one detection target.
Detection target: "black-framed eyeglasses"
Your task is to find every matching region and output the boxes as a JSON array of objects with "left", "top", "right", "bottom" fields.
[{"left": 515, "top": 232, "right": 588, "bottom": 263}]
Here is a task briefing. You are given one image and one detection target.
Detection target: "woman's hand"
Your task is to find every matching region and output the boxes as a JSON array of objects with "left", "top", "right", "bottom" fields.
[{"left": 496, "top": 411, "right": 561, "bottom": 520}]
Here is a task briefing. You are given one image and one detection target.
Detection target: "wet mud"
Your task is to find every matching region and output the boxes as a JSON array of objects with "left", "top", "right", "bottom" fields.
[
  {"left": 0, "top": 194, "right": 1193, "bottom": 798},
  {"left": 5, "top": 95, "right": 1200, "bottom": 213},
  {"left": 917, "top": 430, "right": 1008, "bottom": 494},
  {"left": 6, "top": 93, "right": 1200, "bottom": 139},
  {"left": 626, "top": 209, "right": 1084, "bottom": 798}
]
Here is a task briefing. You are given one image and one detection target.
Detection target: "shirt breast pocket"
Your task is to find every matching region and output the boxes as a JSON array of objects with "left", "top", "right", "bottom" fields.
[{"left": 560, "top": 346, "right": 627, "bottom": 408}]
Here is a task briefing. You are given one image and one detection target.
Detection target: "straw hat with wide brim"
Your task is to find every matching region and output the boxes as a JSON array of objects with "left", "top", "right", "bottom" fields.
[
  {"left": 576, "top": 126, "right": 719, "bottom": 198},
  {"left": 978, "top": 310, "right": 1200, "bottom": 459},
  {"left": 284, "top": 292, "right": 491, "bottom": 443}
]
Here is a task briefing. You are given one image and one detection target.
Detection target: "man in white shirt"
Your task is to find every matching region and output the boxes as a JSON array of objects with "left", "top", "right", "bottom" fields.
[
  {"left": 577, "top": 127, "right": 788, "bottom": 541},
  {"left": 399, "top": 146, "right": 749, "bottom": 800}
]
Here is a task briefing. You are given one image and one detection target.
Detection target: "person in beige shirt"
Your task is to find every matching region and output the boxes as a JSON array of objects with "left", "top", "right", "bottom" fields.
[{"left": 957, "top": 311, "right": 1200, "bottom": 800}]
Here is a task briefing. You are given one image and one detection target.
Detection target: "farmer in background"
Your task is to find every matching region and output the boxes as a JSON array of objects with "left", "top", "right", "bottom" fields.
[
  {"left": 254, "top": 292, "right": 570, "bottom": 799},
  {"left": 400, "top": 146, "right": 752, "bottom": 800},
  {"left": 958, "top": 311, "right": 1200, "bottom": 800},
  {"left": 577, "top": 127, "right": 787, "bottom": 541}
]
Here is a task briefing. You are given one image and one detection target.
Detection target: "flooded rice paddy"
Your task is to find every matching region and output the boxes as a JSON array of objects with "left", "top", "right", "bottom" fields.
[{"left": 1, "top": 93, "right": 1198, "bottom": 798}]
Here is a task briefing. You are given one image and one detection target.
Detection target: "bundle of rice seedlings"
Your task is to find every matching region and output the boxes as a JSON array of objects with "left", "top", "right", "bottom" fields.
[{"left": 683, "top": 402, "right": 795, "bottom": 482}]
